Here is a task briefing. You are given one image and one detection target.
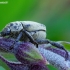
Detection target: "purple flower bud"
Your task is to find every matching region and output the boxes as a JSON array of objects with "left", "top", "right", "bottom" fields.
[{"left": 15, "top": 42, "right": 48, "bottom": 65}]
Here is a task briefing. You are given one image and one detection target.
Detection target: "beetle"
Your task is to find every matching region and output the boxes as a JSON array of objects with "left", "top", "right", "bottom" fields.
[
  {"left": 0, "top": 21, "right": 46, "bottom": 46},
  {"left": 0, "top": 21, "right": 68, "bottom": 60}
]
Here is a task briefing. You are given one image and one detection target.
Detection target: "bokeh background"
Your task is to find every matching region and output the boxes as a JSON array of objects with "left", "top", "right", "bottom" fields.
[{"left": 0, "top": 0, "right": 70, "bottom": 70}]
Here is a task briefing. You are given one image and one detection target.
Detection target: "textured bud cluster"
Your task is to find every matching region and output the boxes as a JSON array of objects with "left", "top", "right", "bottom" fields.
[{"left": 0, "top": 37, "right": 70, "bottom": 70}]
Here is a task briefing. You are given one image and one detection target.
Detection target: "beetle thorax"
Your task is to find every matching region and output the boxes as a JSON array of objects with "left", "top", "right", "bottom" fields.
[{"left": 9, "top": 22, "right": 23, "bottom": 32}]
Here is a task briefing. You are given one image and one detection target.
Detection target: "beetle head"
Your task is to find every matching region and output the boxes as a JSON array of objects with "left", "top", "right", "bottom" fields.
[{"left": 0, "top": 28, "right": 11, "bottom": 36}]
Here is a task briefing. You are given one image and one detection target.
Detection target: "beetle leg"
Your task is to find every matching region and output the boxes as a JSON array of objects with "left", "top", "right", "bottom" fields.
[
  {"left": 49, "top": 41, "right": 68, "bottom": 60},
  {"left": 22, "top": 30, "right": 38, "bottom": 47},
  {"left": 16, "top": 32, "right": 23, "bottom": 42},
  {"left": 35, "top": 39, "right": 50, "bottom": 44},
  {"left": 9, "top": 32, "right": 23, "bottom": 50},
  {"left": 36, "top": 39, "right": 68, "bottom": 60}
]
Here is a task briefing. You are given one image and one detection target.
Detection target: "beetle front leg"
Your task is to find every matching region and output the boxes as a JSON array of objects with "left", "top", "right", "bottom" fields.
[
  {"left": 22, "top": 30, "right": 38, "bottom": 47},
  {"left": 9, "top": 32, "right": 23, "bottom": 50},
  {"left": 16, "top": 32, "right": 23, "bottom": 42},
  {"left": 36, "top": 39, "right": 68, "bottom": 60}
]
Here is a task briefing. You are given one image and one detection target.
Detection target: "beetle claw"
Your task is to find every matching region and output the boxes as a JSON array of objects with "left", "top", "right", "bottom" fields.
[{"left": 33, "top": 41, "right": 38, "bottom": 48}]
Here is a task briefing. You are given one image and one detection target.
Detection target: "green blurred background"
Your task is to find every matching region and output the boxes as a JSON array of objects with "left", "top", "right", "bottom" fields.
[
  {"left": 0, "top": 0, "right": 70, "bottom": 70},
  {"left": 0, "top": 0, "right": 70, "bottom": 41}
]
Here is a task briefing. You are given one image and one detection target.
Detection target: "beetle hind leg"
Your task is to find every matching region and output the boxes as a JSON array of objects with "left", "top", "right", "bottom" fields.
[
  {"left": 36, "top": 39, "right": 68, "bottom": 60},
  {"left": 49, "top": 41, "right": 68, "bottom": 60}
]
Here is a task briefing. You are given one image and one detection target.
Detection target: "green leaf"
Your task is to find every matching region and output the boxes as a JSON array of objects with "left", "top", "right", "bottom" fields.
[
  {"left": 47, "top": 65, "right": 58, "bottom": 70},
  {"left": 0, "top": 53, "right": 18, "bottom": 70}
]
